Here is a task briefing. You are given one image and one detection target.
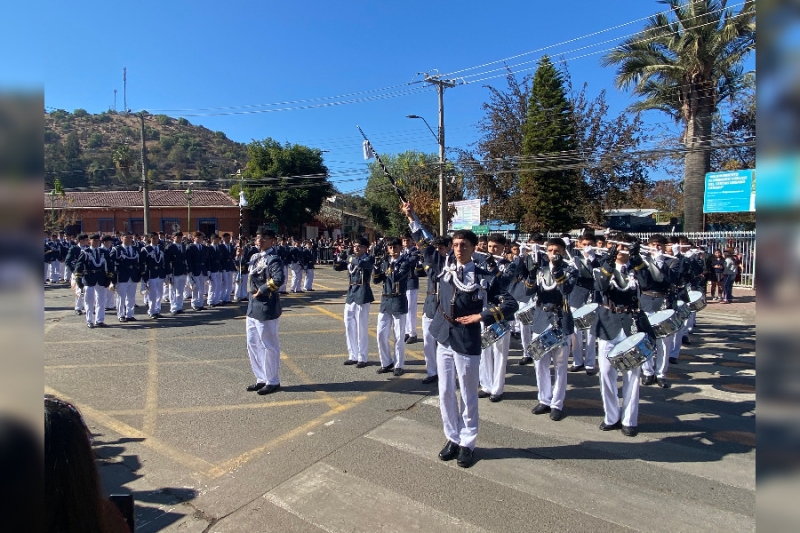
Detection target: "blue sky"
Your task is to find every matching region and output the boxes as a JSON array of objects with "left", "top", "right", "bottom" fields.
[{"left": 17, "top": 0, "right": 754, "bottom": 193}]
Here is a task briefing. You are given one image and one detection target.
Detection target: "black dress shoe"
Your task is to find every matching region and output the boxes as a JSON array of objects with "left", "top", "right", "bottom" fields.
[
  {"left": 599, "top": 420, "right": 622, "bottom": 431},
  {"left": 392, "top": 367, "right": 404, "bottom": 376},
  {"left": 438, "top": 440, "right": 460, "bottom": 461},
  {"left": 95, "top": 322, "right": 108, "bottom": 328},
  {"left": 568, "top": 364, "right": 585, "bottom": 372},
  {"left": 641, "top": 374, "right": 656, "bottom": 386},
  {"left": 621, "top": 425, "right": 638, "bottom": 437},
  {"left": 477, "top": 390, "right": 491, "bottom": 398},
  {"left": 74, "top": 309, "right": 83, "bottom": 315},
  {"left": 421, "top": 375, "right": 438, "bottom": 385},
  {"left": 669, "top": 357, "right": 678, "bottom": 365},
  {"left": 87, "top": 323, "right": 94, "bottom": 328},
  {"left": 257, "top": 383, "right": 281, "bottom": 395},
  {"left": 126, "top": 316, "right": 137, "bottom": 321},
  {"left": 343, "top": 359, "right": 358, "bottom": 366},
  {"left": 118, "top": 317, "right": 127, "bottom": 323},
  {"left": 355, "top": 361, "right": 368, "bottom": 368},
  {"left": 457, "top": 446, "right": 474, "bottom": 468},
  {"left": 405, "top": 335, "right": 418, "bottom": 344},
  {"left": 246, "top": 382, "right": 266, "bottom": 392},
  {"left": 376, "top": 364, "right": 395, "bottom": 374},
  {"left": 657, "top": 377, "right": 671, "bottom": 388},
  {"left": 519, "top": 356, "right": 533, "bottom": 366},
  {"left": 489, "top": 394, "right": 503, "bottom": 403},
  {"left": 682, "top": 336, "right": 691, "bottom": 345},
  {"left": 586, "top": 368, "right": 598, "bottom": 376},
  {"left": 532, "top": 403, "right": 551, "bottom": 415},
  {"left": 550, "top": 408, "right": 564, "bottom": 421},
  {"left": 403, "top": 333, "right": 410, "bottom": 343}
]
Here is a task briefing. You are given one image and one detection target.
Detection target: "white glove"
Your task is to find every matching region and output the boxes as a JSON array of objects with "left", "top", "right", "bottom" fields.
[{"left": 671, "top": 244, "right": 681, "bottom": 255}]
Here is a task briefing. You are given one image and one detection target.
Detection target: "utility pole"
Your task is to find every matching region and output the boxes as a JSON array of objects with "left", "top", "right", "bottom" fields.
[
  {"left": 420, "top": 73, "right": 456, "bottom": 236},
  {"left": 113, "top": 89, "right": 117, "bottom": 112},
  {"left": 139, "top": 112, "right": 150, "bottom": 235},
  {"left": 123, "top": 67, "right": 127, "bottom": 112}
]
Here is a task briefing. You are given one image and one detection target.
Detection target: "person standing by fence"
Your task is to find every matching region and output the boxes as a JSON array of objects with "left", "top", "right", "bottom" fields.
[{"left": 721, "top": 251, "right": 738, "bottom": 303}]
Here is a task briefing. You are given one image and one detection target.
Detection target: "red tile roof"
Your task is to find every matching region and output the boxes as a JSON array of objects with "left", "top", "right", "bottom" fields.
[{"left": 45, "top": 190, "right": 238, "bottom": 209}]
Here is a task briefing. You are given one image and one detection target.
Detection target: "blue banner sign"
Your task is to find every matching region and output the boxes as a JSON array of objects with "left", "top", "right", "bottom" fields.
[{"left": 703, "top": 170, "right": 755, "bottom": 213}]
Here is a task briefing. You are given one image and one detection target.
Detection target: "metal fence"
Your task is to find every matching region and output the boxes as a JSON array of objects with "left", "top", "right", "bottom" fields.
[{"left": 490, "top": 230, "right": 757, "bottom": 289}]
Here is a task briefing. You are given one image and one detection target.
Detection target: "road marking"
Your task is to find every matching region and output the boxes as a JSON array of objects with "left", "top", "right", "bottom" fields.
[
  {"left": 142, "top": 329, "right": 160, "bottom": 435},
  {"left": 104, "top": 397, "right": 359, "bottom": 416},
  {"left": 45, "top": 385, "right": 218, "bottom": 478},
  {"left": 281, "top": 351, "right": 342, "bottom": 410},
  {"left": 265, "top": 462, "right": 490, "bottom": 533}
]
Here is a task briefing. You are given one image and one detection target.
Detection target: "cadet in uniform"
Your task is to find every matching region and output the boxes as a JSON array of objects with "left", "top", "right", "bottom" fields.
[
  {"left": 333, "top": 237, "right": 374, "bottom": 367},
  {"left": 74, "top": 234, "right": 111, "bottom": 328},
  {"left": 221, "top": 233, "right": 236, "bottom": 304},
  {"left": 111, "top": 232, "right": 143, "bottom": 323},
  {"left": 401, "top": 233, "right": 420, "bottom": 344},
  {"left": 65, "top": 234, "right": 89, "bottom": 315},
  {"left": 372, "top": 237, "right": 416, "bottom": 376},
  {"left": 568, "top": 233, "right": 601, "bottom": 375},
  {"left": 302, "top": 241, "right": 316, "bottom": 291},
  {"left": 186, "top": 231, "right": 210, "bottom": 311},
  {"left": 245, "top": 228, "right": 285, "bottom": 395},
  {"left": 142, "top": 232, "right": 167, "bottom": 319},
  {"left": 165, "top": 231, "right": 188, "bottom": 314}
]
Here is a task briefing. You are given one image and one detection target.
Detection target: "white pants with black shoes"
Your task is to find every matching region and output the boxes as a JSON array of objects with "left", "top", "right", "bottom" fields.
[
  {"left": 190, "top": 275, "right": 208, "bottom": 309},
  {"left": 246, "top": 316, "right": 281, "bottom": 386},
  {"left": 115, "top": 281, "right": 137, "bottom": 319},
  {"left": 405, "top": 288, "right": 418, "bottom": 337},
  {"left": 290, "top": 264, "right": 304, "bottom": 292},
  {"left": 234, "top": 273, "right": 249, "bottom": 301},
  {"left": 437, "top": 344, "right": 480, "bottom": 451},
  {"left": 641, "top": 334, "right": 672, "bottom": 379},
  {"left": 344, "top": 301, "right": 370, "bottom": 363},
  {"left": 533, "top": 339, "right": 569, "bottom": 411},
  {"left": 377, "top": 312, "right": 406, "bottom": 369},
  {"left": 207, "top": 272, "right": 223, "bottom": 305},
  {"left": 303, "top": 269, "right": 314, "bottom": 291},
  {"left": 598, "top": 329, "right": 640, "bottom": 427},
  {"left": 83, "top": 285, "right": 105, "bottom": 325},
  {"left": 169, "top": 275, "right": 187, "bottom": 312},
  {"left": 421, "top": 314, "right": 438, "bottom": 378},
  {"left": 147, "top": 278, "right": 164, "bottom": 316},
  {"left": 570, "top": 306, "right": 597, "bottom": 369},
  {"left": 221, "top": 270, "right": 233, "bottom": 302},
  {"left": 480, "top": 332, "right": 511, "bottom": 396}
]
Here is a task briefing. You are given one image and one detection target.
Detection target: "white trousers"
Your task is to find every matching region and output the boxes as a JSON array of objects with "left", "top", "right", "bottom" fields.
[
  {"left": 169, "top": 275, "right": 187, "bottom": 312},
  {"left": 49, "top": 260, "right": 62, "bottom": 281},
  {"left": 246, "top": 316, "right": 281, "bottom": 385},
  {"left": 642, "top": 334, "right": 672, "bottom": 379},
  {"left": 115, "top": 281, "right": 137, "bottom": 319},
  {"left": 147, "top": 278, "right": 164, "bottom": 316},
  {"left": 377, "top": 312, "right": 406, "bottom": 368},
  {"left": 221, "top": 270, "right": 233, "bottom": 302},
  {"left": 280, "top": 266, "right": 288, "bottom": 292},
  {"left": 344, "top": 301, "right": 370, "bottom": 362},
  {"left": 670, "top": 326, "right": 686, "bottom": 359},
  {"left": 234, "top": 273, "right": 249, "bottom": 301},
  {"left": 290, "top": 264, "right": 304, "bottom": 292},
  {"left": 83, "top": 285, "right": 106, "bottom": 325},
  {"left": 598, "top": 329, "right": 641, "bottom": 427},
  {"left": 103, "top": 286, "right": 115, "bottom": 310},
  {"left": 570, "top": 306, "right": 597, "bottom": 368},
  {"left": 303, "top": 269, "right": 314, "bottom": 291},
  {"left": 207, "top": 271, "right": 223, "bottom": 305},
  {"left": 191, "top": 274, "right": 208, "bottom": 309},
  {"left": 533, "top": 340, "right": 569, "bottom": 410},
  {"left": 44, "top": 263, "right": 50, "bottom": 282},
  {"left": 480, "top": 332, "right": 511, "bottom": 396},
  {"left": 71, "top": 273, "right": 84, "bottom": 311},
  {"left": 405, "top": 288, "right": 418, "bottom": 336},
  {"left": 520, "top": 321, "right": 532, "bottom": 354},
  {"left": 421, "top": 314, "right": 438, "bottom": 377},
  {"left": 437, "top": 344, "right": 480, "bottom": 450},
  {"left": 687, "top": 311, "right": 696, "bottom": 333}
]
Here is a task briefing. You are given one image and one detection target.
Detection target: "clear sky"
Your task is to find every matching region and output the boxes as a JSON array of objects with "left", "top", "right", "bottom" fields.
[{"left": 17, "top": 0, "right": 754, "bottom": 194}]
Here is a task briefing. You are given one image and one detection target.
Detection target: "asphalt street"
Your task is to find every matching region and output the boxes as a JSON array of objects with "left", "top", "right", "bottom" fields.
[{"left": 44, "top": 268, "right": 755, "bottom": 533}]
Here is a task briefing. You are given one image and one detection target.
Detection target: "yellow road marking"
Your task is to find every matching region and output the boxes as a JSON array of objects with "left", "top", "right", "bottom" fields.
[
  {"left": 45, "top": 385, "right": 218, "bottom": 478},
  {"left": 104, "top": 396, "right": 357, "bottom": 416},
  {"left": 142, "top": 329, "right": 160, "bottom": 435},
  {"left": 281, "top": 351, "right": 342, "bottom": 409}
]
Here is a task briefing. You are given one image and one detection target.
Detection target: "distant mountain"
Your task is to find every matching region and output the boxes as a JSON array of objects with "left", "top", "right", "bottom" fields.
[{"left": 44, "top": 109, "right": 249, "bottom": 192}]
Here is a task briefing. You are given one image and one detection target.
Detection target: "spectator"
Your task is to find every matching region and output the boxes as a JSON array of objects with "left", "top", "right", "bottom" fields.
[
  {"left": 720, "top": 251, "right": 738, "bottom": 304},
  {"left": 710, "top": 249, "right": 725, "bottom": 300},
  {"left": 45, "top": 395, "right": 130, "bottom": 533}
]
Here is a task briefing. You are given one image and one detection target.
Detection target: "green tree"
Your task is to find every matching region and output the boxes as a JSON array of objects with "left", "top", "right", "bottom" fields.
[
  {"left": 602, "top": 0, "right": 755, "bottom": 231},
  {"left": 87, "top": 132, "right": 104, "bottom": 148},
  {"left": 234, "top": 139, "right": 333, "bottom": 236},
  {"left": 112, "top": 145, "right": 135, "bottom": 189},
  {"left": 518, "top": 56, "right": 583, "bottom": 232}
]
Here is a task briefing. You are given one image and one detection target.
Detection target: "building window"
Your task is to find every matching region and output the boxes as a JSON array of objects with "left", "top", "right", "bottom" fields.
[
  {"left": 129, "top": 219, "right": 144, "bottom": 236},
  {"left": 64, "top": 222, "right": 82, "bottom": 236},
  {"left": 162, "top": 218, "right": 181, "bottom": 233},
  {"left": 198, "top": 218, "right": 217, "bottom": 237},
  {"left": 98, "top": 219, "right": 114, "bottom": 234}
]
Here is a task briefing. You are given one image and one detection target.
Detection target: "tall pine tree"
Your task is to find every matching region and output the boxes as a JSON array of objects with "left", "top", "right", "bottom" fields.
[{"left": 519, "top": 56, "right": 583, "bottom": 232}]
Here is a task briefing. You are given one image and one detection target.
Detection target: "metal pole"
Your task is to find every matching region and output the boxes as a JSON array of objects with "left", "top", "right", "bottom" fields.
[
  {"left": 438, "top": 83, "right": 446, "bottom": 236},
  {"left": 140, "top": 113, "right": 150, "bottom": 235},
  {"left": 186, "top": 189, "right": 192, "bottom": 232}
]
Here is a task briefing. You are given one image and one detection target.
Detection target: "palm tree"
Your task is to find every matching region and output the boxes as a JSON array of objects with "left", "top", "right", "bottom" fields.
[{"left": 603, "top": 0, "right": 755, "bottom": 231}]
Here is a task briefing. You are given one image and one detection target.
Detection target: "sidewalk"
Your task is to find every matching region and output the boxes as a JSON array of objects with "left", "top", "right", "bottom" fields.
[{"left": 701, "top": 287, "right": 755, "bottom": 323}]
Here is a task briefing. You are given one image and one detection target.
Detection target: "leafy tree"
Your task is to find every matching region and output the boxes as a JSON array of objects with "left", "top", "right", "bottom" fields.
[
  {"left": 112, "top": 145, "right": 136, "bottom": 189},
  {"left": 73, "top": 108, "right": 88, "bottom": 117},
  {"left": 155, "top": 114, "right": 171, "bottom": 125},
  {"left": 518, "top": 56, "right": 583, "bottom": 232},
  {"left": 711, "top": 90, "right": 755, "bottom": 172},
  {"left": 87, "top": 132, "right": 104, "bottom": 148},
  {"left": 234, "top": 138, "right": 333, "bottom": 237},
  {"left": 177, "top": 117, "right": 189, "bottom": 126},
  {"left": 602, "top": 0, "right": 755, "bottom": 231}
]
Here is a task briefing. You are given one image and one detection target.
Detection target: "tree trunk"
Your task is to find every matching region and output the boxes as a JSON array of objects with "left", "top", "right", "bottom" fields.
[{"left": 682, "top": 103, "right": 712, "bottom": 232}]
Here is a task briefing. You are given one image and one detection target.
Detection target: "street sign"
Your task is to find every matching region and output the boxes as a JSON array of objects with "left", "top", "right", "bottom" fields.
[
  {"left": 704, "top": 169, "right": 755, "bottom": 213},
  {"left": 472, "top": 225, "right": 489, "bottom": 234}
]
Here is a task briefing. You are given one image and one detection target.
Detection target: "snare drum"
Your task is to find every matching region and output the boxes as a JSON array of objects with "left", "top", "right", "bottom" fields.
[
  {"left": 515, "top": 300, "right": 536, "bottom": 326},
  {"left": 687, "top": 290, "right": 707, "bottom": 312},
  {"left": 607, "top": 332, "right": 655, "bottom": 372},
  {"left": 647, "top": 310, "right": 682, "bottom": 338},
  {"left": 524, "top": 326, "right": 566, "bottom": 360},
  {"left": 481, "top": 321, "right": 511, "bottom": 349},
  {"left": 675, "top": 300, "right": 691, "bottom": 321},
  {"left": 573, "top": 303, "right": 599, "bottom": 330}
]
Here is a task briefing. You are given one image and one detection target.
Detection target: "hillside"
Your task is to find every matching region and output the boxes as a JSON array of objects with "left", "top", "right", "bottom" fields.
[{"left": 44, "top": 109, "right": 250, "bottom": 192}]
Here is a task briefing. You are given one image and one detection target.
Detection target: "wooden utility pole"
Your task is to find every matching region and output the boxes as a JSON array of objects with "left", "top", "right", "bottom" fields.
[
  {"left": 421, "top": 74, "right": 456, "bottom": 236},
  {"left": 140, "top": 112, "right": 150, "bottom": 235}
]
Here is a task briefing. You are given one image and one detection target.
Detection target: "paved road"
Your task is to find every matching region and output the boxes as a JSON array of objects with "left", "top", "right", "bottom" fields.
[{"left": 44, "top": 269, "right": 755, "bottom": 533}]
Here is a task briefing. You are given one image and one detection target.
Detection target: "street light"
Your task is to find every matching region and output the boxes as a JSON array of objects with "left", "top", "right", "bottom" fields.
[{"left": 407, "top": 114, "right": 446, "bottom": 236}]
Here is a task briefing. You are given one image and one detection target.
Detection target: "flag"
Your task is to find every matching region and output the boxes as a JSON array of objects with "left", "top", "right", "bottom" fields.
[
  {"left": 239, "top": 191, "right": 248, "bottom": 207},
  {"left": 362, "top": 140, "right": 375, "bottom": 160}
]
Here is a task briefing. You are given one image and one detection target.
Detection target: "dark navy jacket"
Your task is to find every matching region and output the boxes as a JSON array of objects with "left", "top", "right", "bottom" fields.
[
  {"left": 186, "top": 243, "right": 210, "bottom": 277},
  {"left": 372, "top": 254, "right": 416, "bottom": 316},
  {"left": 74, "top": 246, "right": 111, "bottom": 287},
  {"left": 525, "top": 260, "right": 577, "bottom": 335},
  {"left": 246, "top": 248, "right": 284, "bottom": 321},
  {"left": 142, "top": 244, "right": 167, "bottom": 281},
  {"left": 165, "top": 242, "right": 188, "bottom": 277},
  {"left": 334, "top": 253, "right": 375, "bottom": 305},
  {"left": 111, "top": 245, "right": 144, "bottom": 284}
]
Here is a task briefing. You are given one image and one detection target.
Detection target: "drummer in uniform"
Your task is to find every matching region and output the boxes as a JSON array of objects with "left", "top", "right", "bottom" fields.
[
  {"left": 526, "top": 238, "right": 576, "bottom": 421},
  {"left": 333, "top": 237, "right": 375, "bottom": 367},
  {"left": 517, "top": 234, "right": 548, "bottom": 366},
  {"left": 568, "top": 233, "right": 602, "bottom": 376},
  {"left": 594, "top": 235, "right": 653, "bottom": 437}
]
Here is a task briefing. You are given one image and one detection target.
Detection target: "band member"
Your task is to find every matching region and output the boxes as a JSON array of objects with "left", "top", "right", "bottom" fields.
[
  {"left": 372, "top": 237, "right": 416, "bottom": 376},
  {"left": 637, "top": 234, "right": 681, "bottom": 388},
  {"left": 334, "top": 237, "right": 374, "bottom": 367},
  {"left": 45, "top": 232, "right": 61, "bottom": 283},
  {"left": 476, "top": 235, "right": 488, "bottom": 254},
  {"left": 186, "top": 231, "right": 210, "bottom": 311},
  {"left": 142, "top": 232, "right": 167, "bottom": 319},
  {"left": 527, "top": 238, "right": 576, "bottom": 421},
  {"left": 233, "top": 239, "right": 255, "bottom": 302},
  {"left": 402, "top": 233, "right": 420, "bottom": 344},
  {"left": 568, "top": 233, "right": 601, "bottom": 375},
  {"left": 164, "top": 231, "right": 188, "bottom": 314},
  {"left": 517, "top": 235, "right": 548, "bottom": 365},
  {"left": 245, "top": 228, "right": 285, "bottom": 395},
  {"left": 206, "top": 234, "right": 223, "bottom": 307},
  {"left": 302, "top": 241, "right": 316, "bottom": 291},
  {"left": 111, "top": 232, "right": 143, "bottom": 323},
  {"left": 73, "top": 234, "right": 111, "bottom": 328},
  {"left": 425, "top": 223, "right": 518, "bottom": 468},
  {"left": 221, "top": 233, "right": 236, "bottom": 304},
  {"left": 65, "top": 234, "right": 89, "bottom": 314},
  {"left": 277, "top": 237, "right": 290, "bottom": 294},
  {"left": 100, "top": 236, "right": 116, "bottom": 311},
  {"left": 594, "top": 236, "right": 651, "bottom": 437},
  {"left": 289, "top": 240, "right": 305, "bottom": 293}
]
